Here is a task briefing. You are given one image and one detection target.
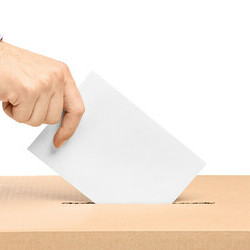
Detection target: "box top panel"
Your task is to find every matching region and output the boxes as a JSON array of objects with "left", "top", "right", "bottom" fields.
[{"left": 0, "top": 176, "right": 249, "bottom": 232}]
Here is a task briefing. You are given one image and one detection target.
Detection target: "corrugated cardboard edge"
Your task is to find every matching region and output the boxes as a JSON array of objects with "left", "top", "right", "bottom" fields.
[{"left": 0, "top": 231, "right": 250, "bottom": 250}]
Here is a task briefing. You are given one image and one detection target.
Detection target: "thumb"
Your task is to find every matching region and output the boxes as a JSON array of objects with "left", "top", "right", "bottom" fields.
[{"left": 53, "top": 79, "right": 85, "bottom": 148}]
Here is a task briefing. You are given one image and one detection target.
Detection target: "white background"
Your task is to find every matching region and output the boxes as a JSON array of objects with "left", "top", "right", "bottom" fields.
[{"left": 0, "top": 0, "right": 249, "bottom": 175}]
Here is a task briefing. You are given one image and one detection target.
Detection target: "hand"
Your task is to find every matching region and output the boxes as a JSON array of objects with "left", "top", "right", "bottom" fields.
[{"left": 0, "top": 42, "right": 85, "bottom": 148}]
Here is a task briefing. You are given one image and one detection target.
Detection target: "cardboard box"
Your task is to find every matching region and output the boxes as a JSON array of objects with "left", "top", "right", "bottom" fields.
[{"left": 0, "top": 176, "right": 249, "bottom": 250}]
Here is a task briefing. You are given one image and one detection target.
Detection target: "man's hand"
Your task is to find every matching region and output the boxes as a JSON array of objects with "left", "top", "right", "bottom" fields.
[{"left": 0, "top": 42, "right": 85, "bottom": 148}]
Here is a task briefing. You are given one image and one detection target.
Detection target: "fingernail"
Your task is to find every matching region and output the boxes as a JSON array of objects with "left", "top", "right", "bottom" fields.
[{"left": 57, "top": 140, "right": 66, "bottom": 148}]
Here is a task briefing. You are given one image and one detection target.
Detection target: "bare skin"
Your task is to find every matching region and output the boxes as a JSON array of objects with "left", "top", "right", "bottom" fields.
[{"left": 0, "top": 42, "right": 85, "bottom": 148}]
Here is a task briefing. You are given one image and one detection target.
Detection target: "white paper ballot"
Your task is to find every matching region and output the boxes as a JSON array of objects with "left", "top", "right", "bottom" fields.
[{"left": 28, "top": 72, "right": 205, "bottom": 204}]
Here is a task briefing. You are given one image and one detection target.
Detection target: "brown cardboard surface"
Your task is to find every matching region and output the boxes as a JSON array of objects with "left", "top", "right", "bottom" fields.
[{"left": 0, "top": 176, "right": 249, "bottom": 250}]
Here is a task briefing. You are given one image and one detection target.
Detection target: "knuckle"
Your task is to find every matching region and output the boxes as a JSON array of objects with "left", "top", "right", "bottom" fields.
[
  {"left": 15, "top": 116, "right": 29, "bottom": 123},
  {"left": 75, "top": 104, "right": 85, "bottom": 117},
  {"left": 20, "top": 84, "right": 36, "bottom": 98},
  {"left": 46, "top": 121, "right": 54, "bottom": 125},
  {"left": 60, "top": 62, "right": 70, "bottom": 73},
  {"left": 30, "top": 122, "right": 42, "bottom": 127},
  {"left": 46, "top": 116, "right": 61, "bottom": 125},
  {"left": 12, "top": 115, "right": 22, "bottom": 123},
  {"left": 53, "top": 66, "right": 65, "bottom": 83},
  {"left": 28, "top": 118, "right": 43, "bottom": 127},
  {"left": 39, "top": 78, "right": 52, "bottom": 92}
]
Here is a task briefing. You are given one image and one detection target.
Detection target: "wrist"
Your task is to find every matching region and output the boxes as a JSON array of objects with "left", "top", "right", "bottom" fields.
[
  {"left": 0, "top": 40, "right": 12, "bottom": 102},
  {"left": 0, "top": 34, "right": 4, "bottom": 51},
  {"left": 0, "top": 41, "right": 7, "bottom": 55}
]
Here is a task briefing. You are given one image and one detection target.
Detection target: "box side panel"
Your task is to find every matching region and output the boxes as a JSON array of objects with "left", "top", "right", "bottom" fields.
[
  {"left": 1, "top": 176, "right": 250, "bottom": 232},
  {"left": 0, "top": 232, "right": 249, "bottom": 250}
]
